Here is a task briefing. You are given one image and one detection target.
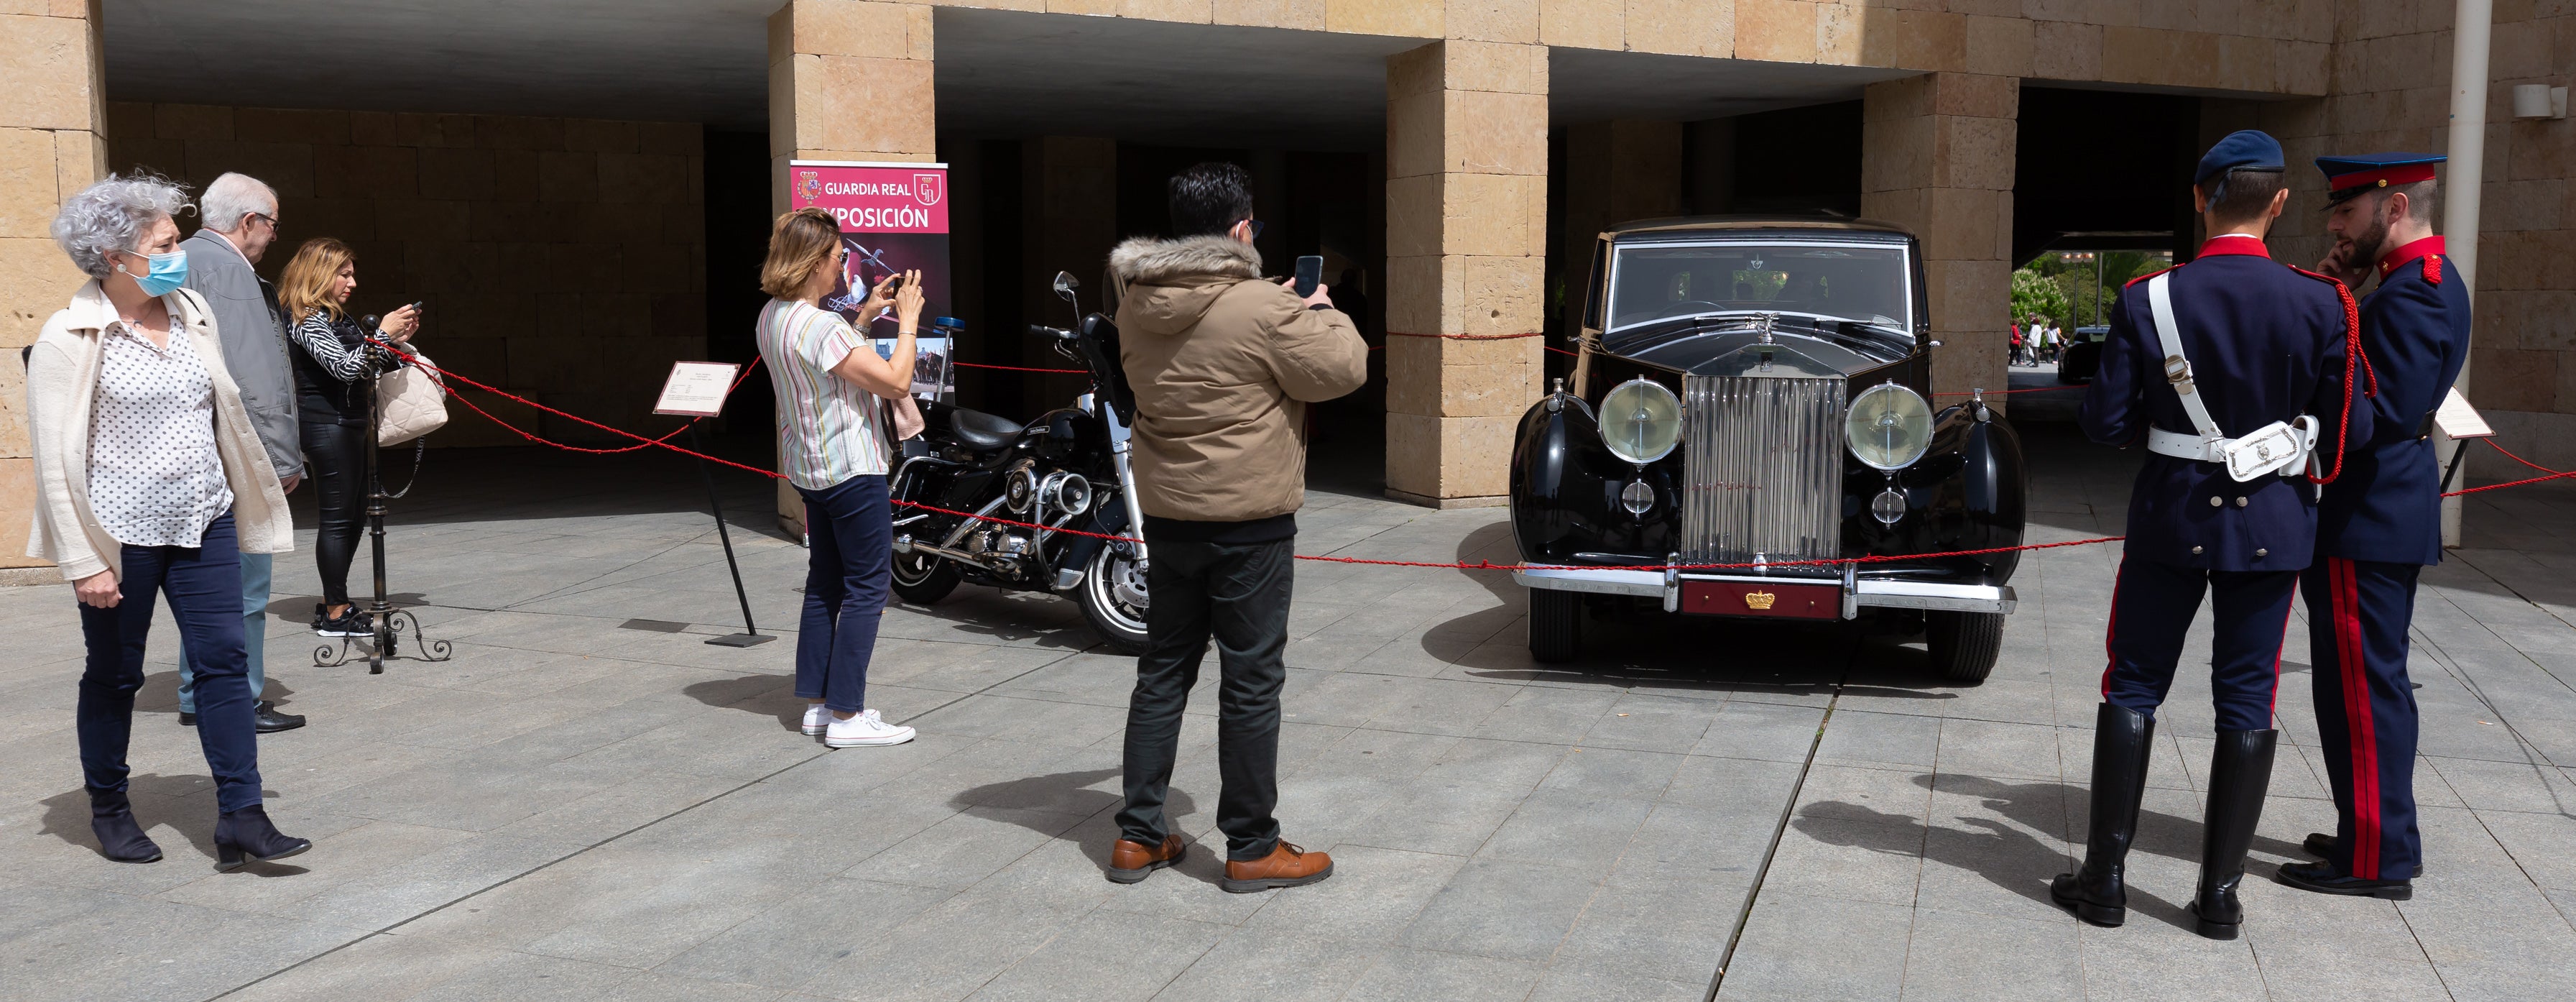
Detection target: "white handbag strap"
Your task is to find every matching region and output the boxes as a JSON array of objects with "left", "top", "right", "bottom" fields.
[{"left": 2144, "top": 273, "right": 2222, "bottom": 440}]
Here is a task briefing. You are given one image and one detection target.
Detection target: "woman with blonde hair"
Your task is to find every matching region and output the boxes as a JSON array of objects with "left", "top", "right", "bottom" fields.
[
  {"left": 31, "top": 173, "right": 308, "bottom": 868},
  {"left": 277, "top": 237, "right": 418, "bottom": 638},
  {"left": 757, "top": 208, "right": 924, "bottom": 748}
]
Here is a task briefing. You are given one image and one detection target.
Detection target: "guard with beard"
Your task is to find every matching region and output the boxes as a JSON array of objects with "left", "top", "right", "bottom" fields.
[{"left": 2277, "top": 153, "right": 2472, "bottom": 902}]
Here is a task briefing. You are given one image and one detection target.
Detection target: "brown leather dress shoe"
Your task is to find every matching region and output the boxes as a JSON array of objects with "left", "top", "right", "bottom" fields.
[
  {"left": 1106, "top": 834, "right": 1186, "bottom": 884},
  {"left": 1222, "top": 842, "right": 1333, "bottom": 893}
]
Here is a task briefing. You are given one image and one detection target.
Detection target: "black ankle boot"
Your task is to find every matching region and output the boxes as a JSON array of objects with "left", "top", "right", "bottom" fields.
[
  {"left": 89, "top": 790, "right": 162, "bottom": 864},
  {"left": 2051, "top": 704, "right": 2154, "bottom": 927},
  {"left": 2189, "top": 729, "right": 2278, "bottom": 940},
  {"left": 213, "top": 804, "right": 310, "bottom": 872}
]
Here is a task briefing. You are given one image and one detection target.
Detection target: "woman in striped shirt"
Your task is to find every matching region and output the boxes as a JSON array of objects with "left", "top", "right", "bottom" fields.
[
  {"left": 757, "top": 208, "right": 924, "bottom": 748},
  {"left": 278, "top": 238, "right": 417, "bottom": 639}
]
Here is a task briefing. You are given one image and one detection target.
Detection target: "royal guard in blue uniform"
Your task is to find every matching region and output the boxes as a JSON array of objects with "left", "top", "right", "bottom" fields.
[
  {"left": 2054, "top": 131, "right": 2368, "bottom": 940},
  {"left": 2276, "top": 153, "right": 2472, "bottom": 902}
]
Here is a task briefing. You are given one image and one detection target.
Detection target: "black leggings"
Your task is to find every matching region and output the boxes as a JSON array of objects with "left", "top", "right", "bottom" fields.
[{"left": 302, "top": 421, "right": 368, "bottom": 606}]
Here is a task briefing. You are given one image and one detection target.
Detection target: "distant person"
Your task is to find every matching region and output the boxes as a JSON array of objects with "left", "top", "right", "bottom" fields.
[
  {"left": 2010, "top": 322, "right": 2027, "bottom": 367},
  {"left": 175, "top": 173, "right": 308, "bottom": 734},
  {"left": 277, "top": 238, "right": 417, "bottom": 640},
  {"left": 1106, "top": 162, "right": 1365, "bottom": 892},
  {"left": 32, "top": 174, "right": 308, "bottom": 868},
  {"left": 755, "top": 208, "right": 926, "bottom": 749},
  {"left": 2059, "top": 131, "right": 2367, "bottom": 941}
]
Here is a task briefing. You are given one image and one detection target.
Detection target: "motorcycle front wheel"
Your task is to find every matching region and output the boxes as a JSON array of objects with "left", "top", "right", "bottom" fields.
[
  {"left": 1078, "top": 544, "right": 1151, "bottom": 655},
  {"left": 890, "top": 546, "right": 961, "bottom": 605}
]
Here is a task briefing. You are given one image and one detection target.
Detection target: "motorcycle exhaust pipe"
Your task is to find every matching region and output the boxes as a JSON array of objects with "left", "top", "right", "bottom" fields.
[{"left": 892, "top": 534, "right": 1016, "bottom": 574}]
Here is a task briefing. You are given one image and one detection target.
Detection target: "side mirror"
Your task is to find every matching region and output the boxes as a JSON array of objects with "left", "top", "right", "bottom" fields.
[{"left": 1052, "top": 271, "right": 1079, "bottom": 302}]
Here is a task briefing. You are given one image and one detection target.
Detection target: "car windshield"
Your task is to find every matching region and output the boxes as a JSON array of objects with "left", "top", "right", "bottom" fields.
[{"left": 1607, "top": 241, "right": 1911, "bottom": 334}]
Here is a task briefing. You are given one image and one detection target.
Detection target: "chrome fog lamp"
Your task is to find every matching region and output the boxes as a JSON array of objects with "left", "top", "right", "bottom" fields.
[
  {"left": 1846, "top": 383, "right": 1933, "bottom": 471},
  {"left": 1601, "top": 378, "right": 1683, "bottom": 466},
  {"left": 1621, "top": 479, "right": 1655, "bottom": 514}
]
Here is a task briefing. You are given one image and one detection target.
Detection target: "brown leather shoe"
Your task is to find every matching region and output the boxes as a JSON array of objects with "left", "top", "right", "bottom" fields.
[
  {"left": 1222, "top": 842, "right": 1333, "bottom": 893},
  {"left": 1106, "top": 834, "right": 1186, "bottom": 884}
]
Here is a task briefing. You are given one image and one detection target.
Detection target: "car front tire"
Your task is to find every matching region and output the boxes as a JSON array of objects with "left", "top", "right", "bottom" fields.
[
  {"left": 1528, "top": 588, "right": 1581, "bottom": 664},
  {"left": 1926, "top": 610, "right": 2003, "bottom": 683}
]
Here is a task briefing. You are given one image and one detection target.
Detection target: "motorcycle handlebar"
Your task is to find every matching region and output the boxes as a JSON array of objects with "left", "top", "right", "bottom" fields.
[{"left": 1026, "top": 323, "right": 1079, "bottom": 343}]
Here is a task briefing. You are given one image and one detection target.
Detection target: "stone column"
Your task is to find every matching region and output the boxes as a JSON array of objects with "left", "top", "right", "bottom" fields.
[
  {"left": 0, "top": 0, "right": 105, "bottom": 576},
  {"left": 1860, "top": 73, "right": 2016, "bottom": 409},
  {"left": 766, "top": 0, "right": 936, "bottom": 532},
  {"left": 1382, "top": 40, "right": 1548, "bottom": 507}
]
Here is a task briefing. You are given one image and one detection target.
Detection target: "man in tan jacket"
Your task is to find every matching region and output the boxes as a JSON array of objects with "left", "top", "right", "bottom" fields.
[{"left": 1104, "top": 162, "right": 1365, "bottom": 893}]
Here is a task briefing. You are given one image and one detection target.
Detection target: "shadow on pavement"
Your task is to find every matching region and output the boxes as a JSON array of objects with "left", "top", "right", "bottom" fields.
[{"left": 947, "top": 768, "right": 1208, "bottom": 879}]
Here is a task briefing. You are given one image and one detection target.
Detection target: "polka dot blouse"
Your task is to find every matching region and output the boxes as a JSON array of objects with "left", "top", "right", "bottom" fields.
[{"left": 87, "top": 314, "right": 232, "bottom": 548}]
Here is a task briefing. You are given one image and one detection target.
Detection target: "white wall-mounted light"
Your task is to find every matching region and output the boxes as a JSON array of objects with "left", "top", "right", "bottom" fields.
[{"left": 2512, "top": 83, "right": 2567, "bottom": 119}]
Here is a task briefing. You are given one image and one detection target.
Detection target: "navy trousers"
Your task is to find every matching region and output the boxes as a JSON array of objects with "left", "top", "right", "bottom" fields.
[
  {"left": 795, "top": 474, "right": 890, "bottom": 714},
  {"left": 77, "top": 511, "right": 266, "bottom": 814},
  {"left": 2101, "top": 556, "right": 2299, "bottom": 732},
  {"left": 2302, "top": 556, "right": 2423, "bottom": 881}
]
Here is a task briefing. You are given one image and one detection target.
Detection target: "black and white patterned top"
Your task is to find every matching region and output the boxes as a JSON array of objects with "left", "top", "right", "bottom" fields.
[
  {"left": 291, "top": 308, "right": 371, "bottom": 382},
  {"left": 88, "top": 315, "right": 232, "bottom": 548}
]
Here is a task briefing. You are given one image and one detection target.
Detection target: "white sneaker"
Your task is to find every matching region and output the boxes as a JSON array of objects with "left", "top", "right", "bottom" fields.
[
  {"left": 823, "top": 709, "right": 915, "bottom": 748},
  {"left": 801, "top": 704, "right": 832, "bottom": 736}
]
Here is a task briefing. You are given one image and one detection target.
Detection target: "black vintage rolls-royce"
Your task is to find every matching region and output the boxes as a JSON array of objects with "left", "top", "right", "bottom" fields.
[{"left": 1510, "top": 217, "right": 2028, "bottom": 681}]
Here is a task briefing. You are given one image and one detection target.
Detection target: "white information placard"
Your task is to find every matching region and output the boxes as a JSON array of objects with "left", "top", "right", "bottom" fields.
[
  {"left": 654, "top": 361, "right": 742, "bottom": 417},
  {"left": 2432, "top": 387, "right": 2493, "bottom": 440}
]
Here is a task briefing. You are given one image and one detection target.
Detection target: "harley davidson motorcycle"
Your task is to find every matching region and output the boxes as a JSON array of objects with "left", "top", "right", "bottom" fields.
[{"left": 887, "top": 272, "right": 1151, "bottom": 654}]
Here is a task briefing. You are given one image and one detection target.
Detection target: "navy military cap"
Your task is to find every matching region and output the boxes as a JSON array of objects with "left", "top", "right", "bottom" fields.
[
  {"left": 2195, "top": 130, "right": 2286, "bottom": 186},
  {"left": 2316, "top": 152, "right": 2445, "bottom": 204}
]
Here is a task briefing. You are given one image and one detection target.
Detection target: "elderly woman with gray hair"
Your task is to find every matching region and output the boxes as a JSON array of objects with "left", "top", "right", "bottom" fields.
[{"left": 29, "top": 173, "right": 308, "bottom": 869}]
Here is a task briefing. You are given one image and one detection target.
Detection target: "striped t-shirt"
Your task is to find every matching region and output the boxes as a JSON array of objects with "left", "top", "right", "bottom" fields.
[{"left": 757, "top": 298, "right": 889, "bottom": 490}]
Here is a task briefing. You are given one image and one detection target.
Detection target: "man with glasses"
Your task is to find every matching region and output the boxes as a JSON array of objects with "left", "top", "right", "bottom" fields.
[{"left": 177, "top": 172, "right": 307, "bottom": 733}]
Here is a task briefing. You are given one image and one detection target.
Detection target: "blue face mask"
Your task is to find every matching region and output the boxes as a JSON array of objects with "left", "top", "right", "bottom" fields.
[{"left": 120, "top": 249, "right": 188, "bottom": 298}]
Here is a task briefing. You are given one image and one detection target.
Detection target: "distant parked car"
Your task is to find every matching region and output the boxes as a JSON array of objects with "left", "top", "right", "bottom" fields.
[
  {"left": 2057, "top": 326, "right": 2109, "bottom": 383},
  {"left": 1510, "top": 216, "right": 2028, "bottom": 681}
]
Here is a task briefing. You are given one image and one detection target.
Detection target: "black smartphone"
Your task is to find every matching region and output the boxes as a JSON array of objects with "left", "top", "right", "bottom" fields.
[{"left": 1294, "top": 255, "right": 1324, "bottom": 298}]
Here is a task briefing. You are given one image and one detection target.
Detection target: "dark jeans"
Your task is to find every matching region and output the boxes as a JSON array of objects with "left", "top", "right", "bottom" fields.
[
  {"left": 2100, "top": 556, "right": 2299, "bottom": 732},
  {"left": 795, "top": 474, "right": 891, "bottom": 714},
  {"left": 1117, "top": 536, "right": 1291, "bottom": 861},
  {"left": 301, "top": 420, "right": 368, "bottom": 607},
  {"left": 78, "top": 511, "right": 266, "bottom": 814}
]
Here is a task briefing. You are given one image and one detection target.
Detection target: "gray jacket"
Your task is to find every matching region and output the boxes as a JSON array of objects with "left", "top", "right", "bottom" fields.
[{"left": 181, "top": 230, "right": 303, "bottom": 480}]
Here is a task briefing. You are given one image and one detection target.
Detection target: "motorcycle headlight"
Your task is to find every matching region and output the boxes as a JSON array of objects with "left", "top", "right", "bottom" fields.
[
  {"left": 1846, "top": 383, "right": 1933, "bottom": 471},
  {"left": 1599, "top": 378, "right": 1683, "bottom": 466}
]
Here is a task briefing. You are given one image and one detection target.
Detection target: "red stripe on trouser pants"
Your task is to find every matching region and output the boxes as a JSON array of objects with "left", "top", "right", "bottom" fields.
[{"left": 2332, "top": 557, "right": 2381, "bottom": 880}]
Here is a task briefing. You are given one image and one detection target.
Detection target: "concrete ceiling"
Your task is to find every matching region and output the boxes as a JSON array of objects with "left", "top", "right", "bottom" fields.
[
  {"left": 101, "top": 1, "right": 1915, "bottom": 141},
  {"left": 1547, "top": 47, "right": 1914, "bottom": 124},
  {"left": 103, "top": 0, "right": 777, "bottom": 127}
]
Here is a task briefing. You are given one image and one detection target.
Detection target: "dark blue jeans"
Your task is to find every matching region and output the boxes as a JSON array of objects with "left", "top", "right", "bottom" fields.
[
  {"left": 78, "top": 511, "right": 266, "bottom": 814},
  {"left": 796, "top": 474, "right": 891, "bottom": 714}
]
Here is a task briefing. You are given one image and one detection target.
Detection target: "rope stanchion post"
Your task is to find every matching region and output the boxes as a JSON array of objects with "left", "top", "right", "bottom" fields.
[
  {"left": 688, "top": 422, "right": 773, "bottom": 648},
  {"left": 317, "top": 339, "right": 454, "bottom": 672}
]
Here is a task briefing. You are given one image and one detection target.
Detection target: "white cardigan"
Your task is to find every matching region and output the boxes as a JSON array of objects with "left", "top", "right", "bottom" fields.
[{"left": 24, "top": 281, "right": 293, "bottom": 582}]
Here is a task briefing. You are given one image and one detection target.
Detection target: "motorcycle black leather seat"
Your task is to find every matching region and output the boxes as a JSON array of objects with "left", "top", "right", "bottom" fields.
[{"left": 950, "top": 407, "right": 1024, "bottom": 451}]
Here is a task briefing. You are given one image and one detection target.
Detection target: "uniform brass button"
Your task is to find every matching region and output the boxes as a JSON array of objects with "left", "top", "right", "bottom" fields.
[
  {"left": 2210, "top": 496, "right": 2223, "bottom": 507},
  {"left": 2235, "top": 496, "right": 2248, "bottom": 507},
  {"left": 2256, "top": 548, "right": 2268, "bottom": 557},
  {"left": 2192, "top": 546, "right": 2205, "bottom": 553}
]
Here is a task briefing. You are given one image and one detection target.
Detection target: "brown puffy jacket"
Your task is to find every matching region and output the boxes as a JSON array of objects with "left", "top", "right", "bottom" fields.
[{"left": 1111, "top": 235, "right": 1367, "bottom": 523}]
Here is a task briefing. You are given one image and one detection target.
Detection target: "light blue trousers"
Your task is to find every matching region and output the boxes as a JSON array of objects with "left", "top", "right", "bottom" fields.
[{"left": 177, "top": 550, "right": 269, "bottom": 714}]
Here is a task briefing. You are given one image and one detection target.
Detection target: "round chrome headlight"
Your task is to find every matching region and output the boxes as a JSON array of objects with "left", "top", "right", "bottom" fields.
[
  {"left": 1599, "top": 378, "right": 1683, "bottom": 466},
  {"left": 1846, "top": 383, "right": 1933, "bottom": 471}
]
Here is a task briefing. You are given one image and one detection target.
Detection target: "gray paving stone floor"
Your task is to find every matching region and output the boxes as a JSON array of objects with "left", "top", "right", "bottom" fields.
[{"left": 2, "top": 424, "right": 2573, "bottom": 1002}]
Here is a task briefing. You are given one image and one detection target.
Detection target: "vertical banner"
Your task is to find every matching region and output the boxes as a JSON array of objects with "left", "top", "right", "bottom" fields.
[{"left": 789, "top": 161, "right": 951, "bottom": 398}]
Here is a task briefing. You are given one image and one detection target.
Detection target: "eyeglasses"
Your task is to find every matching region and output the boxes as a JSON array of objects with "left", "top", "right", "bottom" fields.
[
  {"left": 250, "top": 213, "right": 280, "bottom": 231},
  {"left": 1245, "top": 219, "right": 1265, "bottom": 242}
]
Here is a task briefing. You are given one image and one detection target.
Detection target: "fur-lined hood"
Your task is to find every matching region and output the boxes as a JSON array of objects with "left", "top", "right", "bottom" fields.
[
  {"left": 1109, "top": 234, "right": 1262, "bottom": 284},
  {"left": 1110, "top": 235, "right": 1265, "bottom": 338}
]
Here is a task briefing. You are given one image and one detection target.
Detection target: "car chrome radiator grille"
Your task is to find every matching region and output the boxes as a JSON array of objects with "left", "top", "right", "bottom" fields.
[{"left": 1679, "top": 375, "right": 1847, "bottom": 571}]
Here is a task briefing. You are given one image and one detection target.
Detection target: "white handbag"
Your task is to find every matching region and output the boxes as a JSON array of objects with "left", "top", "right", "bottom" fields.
[
  {"left": 376, "top": 351, "right": 450, "bottom": 446},
  {"left": 2140, "top": 274, "right": 2317, "bottom": 482}
]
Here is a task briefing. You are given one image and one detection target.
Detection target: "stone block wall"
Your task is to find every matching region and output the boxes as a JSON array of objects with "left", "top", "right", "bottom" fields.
[
  {"left": 0, "top": 0, "right": 104, "bottom": 573},
  {"left": 101, "top": 101, "right": 708, "bottom": 452}
]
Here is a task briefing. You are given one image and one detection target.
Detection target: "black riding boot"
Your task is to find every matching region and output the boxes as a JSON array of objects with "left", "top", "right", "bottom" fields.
[
  {"left": 2189, "top": 729, "right": 2278, "bottom": 940},
  {"left": 2051, "top": 703, "right": 2154, "bottom": 927},
  {"left": 213, "top": 804, "right": 311, "bottom": 872},
  {"left": 89, "top": 789, "right": 162, "bottom": 863}
]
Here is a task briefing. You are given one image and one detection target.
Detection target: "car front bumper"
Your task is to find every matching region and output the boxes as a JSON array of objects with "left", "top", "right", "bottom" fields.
[{"left": 1512, "top": 564, "right": 2016, "bottom": 617}]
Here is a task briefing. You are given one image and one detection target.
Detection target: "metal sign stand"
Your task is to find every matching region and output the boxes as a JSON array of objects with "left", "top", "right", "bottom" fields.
[
  {"left": 318, "top": 340, "right": 453, "bottom": 672},
  {"left": 656, "top": 362, "right": 772, "bottom": 648}
]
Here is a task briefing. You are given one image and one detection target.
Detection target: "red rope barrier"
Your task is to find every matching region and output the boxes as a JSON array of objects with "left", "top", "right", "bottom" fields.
[{"left": 2446, "top": 438, "right": 2576, "bottom": 497}]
